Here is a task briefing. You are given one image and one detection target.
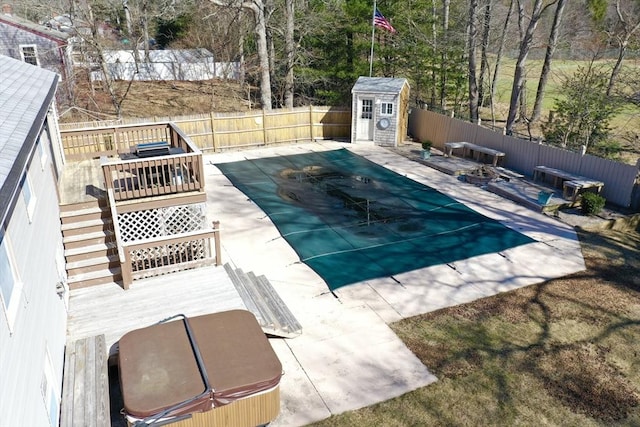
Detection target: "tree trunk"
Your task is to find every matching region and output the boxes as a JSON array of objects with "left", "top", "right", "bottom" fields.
[
  {"left": 531, "top": 0, "right": 566, "bottom": 122},
  {"left": 284, "top": 0, "right": 294, "bottom": 108},
  {"left": 211, "top": 0, "right": 272, "bottom": 110},
  {"left": 440, "top": 0, "right": 450, "bottom": 108},
  {"left": 490, "top": 0, "right": 514, "bottom": 124},
  {"left": 606, "top": 0, "right": 640, "bottom": 96},
  {"left": 505, "top": 0, "right": 553, "bottom": 134},
  {"left": 430, "top": 0, "right": 437, "bottom": 107},
  {"left": 478, "top": 0, "right": 491, "bottom": 107},
  {"left": 468, "top": 0, "right": 479, "bottom": 122}
]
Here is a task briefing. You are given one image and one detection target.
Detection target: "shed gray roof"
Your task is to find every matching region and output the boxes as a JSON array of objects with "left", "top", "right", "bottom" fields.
[
  {"left": 0, "top": 55, "right": 58, "bottom": 228},
  {"left": 351, "top": 77, "right": 408, "bottom": 94}
]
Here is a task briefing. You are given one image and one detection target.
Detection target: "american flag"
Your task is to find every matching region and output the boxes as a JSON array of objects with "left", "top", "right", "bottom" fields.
[{"left": 374, "top": 9, "right": 396, "bottom": 33}]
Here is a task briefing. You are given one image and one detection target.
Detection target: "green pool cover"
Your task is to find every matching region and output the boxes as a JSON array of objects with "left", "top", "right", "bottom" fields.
[{"left": 215, "top": 149, "right": 534, "bottom": 290}]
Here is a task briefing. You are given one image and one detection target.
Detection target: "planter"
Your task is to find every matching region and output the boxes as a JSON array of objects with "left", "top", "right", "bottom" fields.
[
  {"left": 421, "top": 149, "right": 431, "bottom": 160},
  {"left": 464, "top": 174, "right": 493, "bottom": 185}
]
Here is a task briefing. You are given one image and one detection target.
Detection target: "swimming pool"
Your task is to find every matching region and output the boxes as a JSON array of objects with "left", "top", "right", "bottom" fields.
[{"left": 215, "top": 149, "right": 534, "bottom": 290}]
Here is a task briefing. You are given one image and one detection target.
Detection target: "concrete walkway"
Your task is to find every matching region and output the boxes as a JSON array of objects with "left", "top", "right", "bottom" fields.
[{"left": 204, "top": 141, "right": 585, "bottom": 426}]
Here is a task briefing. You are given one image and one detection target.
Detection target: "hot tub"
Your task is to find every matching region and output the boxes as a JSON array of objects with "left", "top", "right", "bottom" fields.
[{"left": 118, "top": 310, "right": 282, "bottom": 426}]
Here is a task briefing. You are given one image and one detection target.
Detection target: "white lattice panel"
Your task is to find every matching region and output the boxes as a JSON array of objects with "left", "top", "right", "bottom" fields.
[{"left": 118, "top": 203, "right": 206, "bottom": 242}]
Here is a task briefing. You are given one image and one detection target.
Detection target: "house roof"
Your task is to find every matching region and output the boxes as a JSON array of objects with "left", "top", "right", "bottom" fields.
[
  {"left": 351, "top": 77, "right": 408, "bottom": 94},
  {"left": 0, "top": 55, "right": 58, "bottom": 228},
  {"left": 0, "top": 12, "right": 69, "bottom": 43}
]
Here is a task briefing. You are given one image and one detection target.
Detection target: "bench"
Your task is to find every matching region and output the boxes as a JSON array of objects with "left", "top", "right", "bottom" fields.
[
  {"left": 60, "top": 335, "right": 111, "bottom": 427},
  {"left": 444, "top": 141, "right": 505, "bottom": 166},
  {"left": 533, "top": 166, "right": 604, "bottom": 202},
  {"left": 563, "top": 179, "right": 605, "bottom": 203}
]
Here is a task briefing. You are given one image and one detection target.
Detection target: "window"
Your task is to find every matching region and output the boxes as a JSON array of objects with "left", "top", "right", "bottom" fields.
[
  {"left": 361, "top": 99, "right": 373, "bottom": 119},
  {"left": 381, "top": 102, "right": 393, "bottom": 116},
  {"left": 20, "top": 45, "right": 39, "bottom": 66},
  {"left": 21, "top": 173, "right": 36, "bottom": 221},
  {"left": 38, "top": 134, "right": 49, "bottom": 170},
  {"left": 41, "top": 349, "right": 60, "bottom": 427},
  {"left": 0, "top": 233, "right": 23, "bottom": 331}
]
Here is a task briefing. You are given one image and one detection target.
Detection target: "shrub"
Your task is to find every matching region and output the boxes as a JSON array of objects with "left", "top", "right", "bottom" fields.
[
  {"left": 581, "top": 192, "right": 606, "bottom": 216},
  {"left": 422, "top": 140, "right": 433, "bottom": 150}
]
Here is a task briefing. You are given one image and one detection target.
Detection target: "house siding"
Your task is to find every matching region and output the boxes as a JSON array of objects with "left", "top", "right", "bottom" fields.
[
  {"left": 0, "top": 122, "right": 67, "bottom": 427},
  {"left": 0, "top": 17, "right": 72, "bottom": 104},
  {"left": 0, "top": 20, "right": 66, "bottom": 77}
]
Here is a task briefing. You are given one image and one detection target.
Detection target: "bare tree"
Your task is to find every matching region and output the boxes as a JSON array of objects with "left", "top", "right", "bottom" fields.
[
  {"left": 211, "top": 0, "right": 272, "bottom": 110},
  {"left": 468, "top": 0, "right": 480, "bottom": 121},
  {"left": 478, "top": 0, "right": 492, "bottom": 107},
  {"left": 505, "top": 0, "right": 557, "bottom": 134},
  {"left": 531, "top": 0, "right": 567, "bottom": 122},
  {"left": 606, "top": 0, "right": 640, "bottom": 96},
  {"left": 489, "top": 0, "right": 514, "bottom": 124},
  {"left": 283, "top": 0, "right": 294, "bottom": 108},
  {"left": 440, "top": 0, "right": 451, "bottom": 108}
]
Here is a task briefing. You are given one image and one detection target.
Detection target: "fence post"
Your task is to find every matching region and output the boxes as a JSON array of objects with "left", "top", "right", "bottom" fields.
[
  {"left": 309, "top": 105, "right": 314, "bottom": 141},
  {"left": 262, "top": 109, "right": 268, "bottom": 146},
  {"left": 212, "top": 221, "right": 222, "bottom": 266},
  {"left": 210, "top": 111, "right": 218, "bottom": 152}
]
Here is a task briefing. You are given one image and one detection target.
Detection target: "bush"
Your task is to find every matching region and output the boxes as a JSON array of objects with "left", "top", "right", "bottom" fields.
[
  {"left": 422, "top": 140, "right": 433, "bottom": 150},
  {"left": 581, "top": 192, "right": 606, "bottom": 216}
]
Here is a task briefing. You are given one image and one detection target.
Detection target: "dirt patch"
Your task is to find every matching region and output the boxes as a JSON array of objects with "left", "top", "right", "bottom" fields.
[
  {"left": 62, "top": 78, "right": 253, "bottom": 122},
  {"left": 531, "top": 343, "right": 639, "bottom": 421}
]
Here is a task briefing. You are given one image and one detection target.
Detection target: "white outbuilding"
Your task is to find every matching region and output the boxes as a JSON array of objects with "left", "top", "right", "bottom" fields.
[{"left": 350, "top": 76, "right": 410, "bottom": 146}]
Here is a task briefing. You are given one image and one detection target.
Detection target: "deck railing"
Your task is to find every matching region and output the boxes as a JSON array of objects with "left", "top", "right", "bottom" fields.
[
  {"left": 90, "top": 123, "right": 205, "bottom": 202},
  {"left": 61, "top": 123, "right": 177, "bottom": 160},
  {"left": 101, "top": 152, "right": 204, "bottom": 201},
  {"left": 120, "top": 225, "right": 222, "bottom": 289}
]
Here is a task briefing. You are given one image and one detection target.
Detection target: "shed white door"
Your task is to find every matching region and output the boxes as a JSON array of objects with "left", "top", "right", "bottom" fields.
[{"left": 357, "top": 98, "right": 374, "bottom": 140}]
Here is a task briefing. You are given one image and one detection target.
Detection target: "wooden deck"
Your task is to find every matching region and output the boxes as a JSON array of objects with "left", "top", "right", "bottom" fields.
[
  {"left": 59, "top": 159, "right": 107, "bottom": 206},
  {"left": 66, "top": 265, "right": 246, "bottom": 354}
]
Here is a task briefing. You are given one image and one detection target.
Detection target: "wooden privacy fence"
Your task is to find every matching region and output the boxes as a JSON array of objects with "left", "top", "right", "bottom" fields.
[
  {"left": 409, "top": 108, "right": 640, "bottom": 208},
  {"left": 59, "top": 106, "right": 352, "bottom": 154}
]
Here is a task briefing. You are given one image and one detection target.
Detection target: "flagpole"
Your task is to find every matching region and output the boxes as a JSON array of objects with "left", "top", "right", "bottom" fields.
[{"left": 369, "top": 0, "right": 376, "bottom": 77}]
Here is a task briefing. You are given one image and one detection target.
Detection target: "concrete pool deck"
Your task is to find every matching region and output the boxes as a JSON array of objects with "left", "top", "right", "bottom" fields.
[{"left": 204, "top": 141, "right": 586, "bottom": 426}]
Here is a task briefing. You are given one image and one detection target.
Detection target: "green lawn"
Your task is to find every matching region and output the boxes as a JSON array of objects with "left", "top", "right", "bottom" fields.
[
  {"left": 477, "top": 57, "right": 640, "bottom": 163},
  {"left": 310, "top": 225, "right": 640, "bottom": 426}
]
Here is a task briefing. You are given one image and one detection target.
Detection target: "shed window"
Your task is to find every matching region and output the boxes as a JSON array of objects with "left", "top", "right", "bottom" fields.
[
  {"left": 0, "top": 233, "right": 23, "bottom": 331},
  {"left": 381, "top": 103, "right": 393, "bottom": 116},
  {"left": 361, "top": 99, "right": 373, "bottom": 119},
  {"left": 20, "top": 45, "right": 39, "bottom": 66}
]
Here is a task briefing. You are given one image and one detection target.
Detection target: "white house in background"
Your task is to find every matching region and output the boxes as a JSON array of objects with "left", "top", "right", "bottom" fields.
[
  {"left": 0, "top": 55, "right": 68, "bottom": 427},
  {"left": 91, "top": 48, "right": 240, "bottom": 82},
  {"left": 351, "top": 76, "right": 410, "bottom": 147}
]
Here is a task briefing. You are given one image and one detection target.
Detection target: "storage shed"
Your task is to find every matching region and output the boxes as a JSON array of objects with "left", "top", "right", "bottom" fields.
[{"left": 351, "top": 77, "right": 410, "bottom": 146}]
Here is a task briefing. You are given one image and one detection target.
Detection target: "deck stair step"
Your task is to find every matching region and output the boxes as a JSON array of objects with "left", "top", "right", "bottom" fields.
[
  {"left": 63, "top": 230, "right": 114, "bottom": 249},
  {"left": 66, "top": 254, "right": 120, "bottom": 276},
  {"left": 61, "top": 218, "right": 113, "bottom": 237},
  {"left": 65, "top": 242, "right": 118, "bottom": 262},
  {"left": 60, "top": 201, "right": 120, "bottom": 289},
  {"left": 67, "top": 267, "right": 123, "bottom": 290},
  {"left": 60, "top": 206, "right": 110, "bottom": 224},
  {"left": 224, "top": 263, "right": 302, "bottom": 339}
]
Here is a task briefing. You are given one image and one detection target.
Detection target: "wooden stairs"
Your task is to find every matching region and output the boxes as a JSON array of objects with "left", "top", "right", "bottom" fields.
[
  {"left": 224, "top": 263, "right": 302, "bottom": 339},
  {"left": 60, "top": 199, "right": 121, "bottom": 289}
]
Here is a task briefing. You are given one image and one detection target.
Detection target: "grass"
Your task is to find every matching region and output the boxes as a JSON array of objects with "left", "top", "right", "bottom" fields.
[
  {"left": 479, "top": 57, "right": 640, "bottom": 163},
  {"left": 310, "top": 224, "right": 640, "bottom": 426}
]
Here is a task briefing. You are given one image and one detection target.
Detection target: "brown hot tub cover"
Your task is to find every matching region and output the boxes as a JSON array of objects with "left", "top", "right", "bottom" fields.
[{"left": 118, "top": 310, "right": 282, "bottom": 420}]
